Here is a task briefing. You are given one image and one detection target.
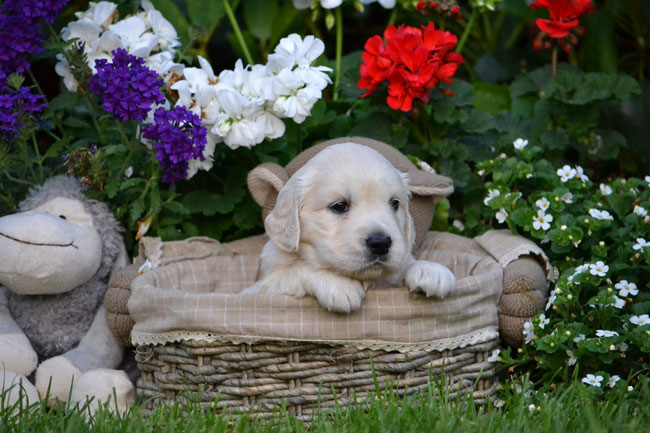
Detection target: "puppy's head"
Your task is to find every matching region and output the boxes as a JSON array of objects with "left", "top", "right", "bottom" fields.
[{"left": 265, "top": 142, "right": 414, "bottom": 281}]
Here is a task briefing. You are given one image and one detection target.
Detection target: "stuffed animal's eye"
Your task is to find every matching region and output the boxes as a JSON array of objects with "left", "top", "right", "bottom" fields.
[
  {"left": 390, "top": 199, "right": 399, "bottom": 212},
  {"left": 59, "top": 215, "right": 67, "bottom": 220},
  {"left": 329, "top": 200, "right": 349, "bottom": 214}
]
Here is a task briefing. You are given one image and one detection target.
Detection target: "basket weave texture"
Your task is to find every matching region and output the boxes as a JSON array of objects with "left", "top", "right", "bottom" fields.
[{"left": 135, "top": 338, "right": 499, "bottom": 420}]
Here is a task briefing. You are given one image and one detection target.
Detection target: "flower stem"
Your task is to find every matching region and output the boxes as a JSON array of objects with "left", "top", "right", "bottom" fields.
[
  {"left": 222, "top": 0, "right": 254, "bottom": 65},
  {"left": 552, "top": 45, "right": 558, "bottom": 76},
  {"left": 333, "top": 7, "right": 343, "bottom": 101},
  {"left": 456, "top": 9, "right": 478, "bottom": 55},
  {"left": 387, "top": 7, "right": 397, "bottom": 27}
]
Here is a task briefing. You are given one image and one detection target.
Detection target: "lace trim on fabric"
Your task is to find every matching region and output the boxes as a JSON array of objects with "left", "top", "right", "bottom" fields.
[{"left": 131, "top": 326, "right": 500, "bottom": 353}]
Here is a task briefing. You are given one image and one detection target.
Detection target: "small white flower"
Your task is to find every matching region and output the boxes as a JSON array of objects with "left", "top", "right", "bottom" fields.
[
  {"left": 618, "top": 342, "right": 629, "bottom": 352},
  {"left": 545, "top": 290, "right": 556, "bottom": 311},
  {"left": 628, "top": 385, "right": 634, "bottom": 392},
  {"left": 645, "top": 175, "right": 650, "bottom": 187},
  {"left": 417, "top": 160, "right": 436, "bottom": 174},
  {"left": 532, "top": 210, "right": 553, "bottom": 231},
  {"left": 452, "top": 219, "right": 465, "bottom": 232},
  {"left": 610, "top": 295, "right": 625, "bottom": 309},
  {"left": 573, "top": 334, "right": 586, "bottom": 343},
  {"left": 633, "top": 206, "right": 648, "bottom": 218},
  {"left": 528, "top": 404, "right": 540, "bottom": 413},
  {"left": 557, "top": 165, "right": 577, "bottom": 182},
  {"left": 575, "top": 165, "right": 589, "bottom": 182},
  {"left": 538, "top": 314, "right": 550, "bottom": 329},
  {"left": 124, "top": 166, "right": 133, "bottom": 178},
  {"left": 630, "top": 314, "right": 650, "bottom": 326},
  {"left": 589, "top": 261, "right": 609, "bottom": 277},
  {"left": 599, "top": 183, "right": 613, "bottom": 196},
  {"left": 523, "top": 320, "right": 536, "bottom": 344},
  {"left": 615, "top": 280, "right": 638, "bottom": 297},
  {"left": 496, "top": 208, "right": 508, "bottom": 224},
  {"left": 137, "top": 259, "right": 153, "bottom": 275},
  {"left": 633, "top": 238, "right": 649, "bottom": 251},
  {"left": 513, "top": 138, "right": 528, "bottom": 151},
  {"left": 487, "top": 349, "right": 500, "bottom": 363},
  {"left": 582, "top": 374, "right": 603, "bottom": 387},
  {"left": 588, "top": 209, "right": 614, "bottom": 221},
  {"left": 566, "top": 350, "right": 577, "bottom": 366},
  {"left": 535, "top": 197, "right": 550, "bottom": 211},
  {"left": 477, "top": 169, "right": 485, "bottom": 176},
  {"left": 575, "top": 264, "right": 590, "bottom": 274},
  {"left": 484, "top": 189, "right": 500, "bottom": 206},
  {"left": 608, "top": 376, "right": 620, "bottom": 388},
  {"left": 596, "top": 330, "right": 619, "bottom": 337},
  {"left": 560, "top": 192, "right": 573, "bottom": 204}
]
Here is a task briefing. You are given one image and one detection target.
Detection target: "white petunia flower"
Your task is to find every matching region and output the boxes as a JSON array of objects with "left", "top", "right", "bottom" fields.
[
  {"left": 535, "top": 197, "right": 550, "bottom": 212},
  {"left": 532, "top": 210, "right": 553, "bottom": 231},
  {"left": 633, "top": 206, "right": 648, "bottom": 218},
  {"left": 589, "top": 261, "right": 609, "bottom": 277},
  {"left": 608, "top": 375, "right": 621, "bottom": 388},
  {"left": 538, "top": 314, "right": 550, "bottom": 329},
  {"left": 561, "top": 192, "right": 573, "bottom": 204},
  {"left": 633, "top": 238, "right": 649, "bottom": 251},
  {"left": 630, "top": 314, "right": 650, "bottom": 326},
  {"left": 575, "top": 165, "right": 589, "bottom": 182},
  {"left": 596, "top": 330, "right": 619, "bottom": 337},
  {"left": 487, "top": 349, "right": 500, "bottom": 362},
  {"left": 496, "top": 208, "right": 508, "bottom": 224},
  {"left": 588, "top": 209, "right": 614, "bottom": 221},
  {"left": 566, "top": 350, "right": 577, "bottom": 366},
  {"left": 557, "top": 165, "right": 576, "bottom": 182},
  {"left": 582, "top": 374, "right": 603, "bottom": 387},
  {"left": 523, "top": 321, "right": 536, "bottom": 344},
  {"left": 599, "top": 183, "right": 612, "bottom": 196},
  {"left": 513, "top": 138, "right": 528, "bottom": 151},
  {"left": 484, "top": 189, "right": 500, "bottom": 206},
  {"left": 615, "top": 280, "right": 638, "bottom": 297}
]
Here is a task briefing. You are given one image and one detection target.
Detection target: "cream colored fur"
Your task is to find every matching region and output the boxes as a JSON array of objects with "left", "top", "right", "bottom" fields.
[{"left": 245, "top": 142, "right": 456, "bottom": 312}]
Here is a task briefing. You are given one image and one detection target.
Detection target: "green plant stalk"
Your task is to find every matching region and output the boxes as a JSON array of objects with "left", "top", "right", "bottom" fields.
[
  {"left": 222, "top": 0, "right": 254, "bottom": 65},
  {"left": 333, "top": 7, "right": 343, "bottom": 101},
  {"left": 387, "top": 7, "right": 397, "bottom": 27},
  {"left": 456, "top": 10, "right": 478, "bottom": 55},
  {"left": 31, "top": 133, "right": 44, "bottom": 183},
  {"left": 552, "top": 45, "right": 558, "bottom": 76}
]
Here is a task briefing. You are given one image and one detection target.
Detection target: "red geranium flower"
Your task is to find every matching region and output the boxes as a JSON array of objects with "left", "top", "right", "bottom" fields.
[
  {"left": 531, "top": 0, "right": 595, "bottom": 39},
  {"left": 358, "top": 22, "right": 464, "bottom": 112}
]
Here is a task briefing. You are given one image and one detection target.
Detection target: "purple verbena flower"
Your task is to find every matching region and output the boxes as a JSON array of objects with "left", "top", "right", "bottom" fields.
[
  {"left": 0, "top": 85, "right": 46, "bottom": 138},
  {"left": 143, "top": 106, "right": 207, "bottom": 186},
  {"left": 4, "top": 0, "right": 70, "bottom": 25},
  {"left": 89, "top": 48, "right": 165, "bottom": 122}
]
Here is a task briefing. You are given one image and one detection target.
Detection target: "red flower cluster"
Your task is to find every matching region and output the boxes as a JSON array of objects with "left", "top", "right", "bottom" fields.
[
  {"left": 531, "top": 0, "right": 594, "bottom": 52},
  {"left": 415, "top": 1, "right": 462, "bottom": 20},
  {"left": 358, "top": 23, "right": 464, "bottom": 112}
]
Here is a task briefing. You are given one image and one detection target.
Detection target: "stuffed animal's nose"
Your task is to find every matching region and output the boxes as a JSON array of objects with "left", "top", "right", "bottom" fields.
[{"left": 366, "top": 234, "right": 392, "bottom": 256}]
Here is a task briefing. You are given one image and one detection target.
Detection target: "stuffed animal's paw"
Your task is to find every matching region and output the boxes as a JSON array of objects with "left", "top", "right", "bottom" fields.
[
  {"left": 405, "top": 260, "right": 457, "bottom": 299},
  {"left": 0, "top": 333, "right": 38, "bottom": 377},
  {"left": 35, "top": 356, "right": 81, "bottom": 406},
  {"left": 0, "top": 371, "right": 39, "bottom": 411},
  {"left": 69, "top": 369, "right": 135, "bottom": 416}
]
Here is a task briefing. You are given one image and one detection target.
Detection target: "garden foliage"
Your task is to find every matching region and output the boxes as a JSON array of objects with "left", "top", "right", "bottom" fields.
[{"left": 0, "top": 0, "right": 648, "bottom": 391}]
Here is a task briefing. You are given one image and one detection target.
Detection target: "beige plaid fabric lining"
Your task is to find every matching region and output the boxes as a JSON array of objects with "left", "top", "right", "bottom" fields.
[{"left": 128, "top": 232, "right": 512, "bottom": 351}]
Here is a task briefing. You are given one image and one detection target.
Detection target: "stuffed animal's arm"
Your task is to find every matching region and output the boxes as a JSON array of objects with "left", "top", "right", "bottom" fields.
[
  {"left": 0, "top": 287, "right": 38, "bottom": 376},
  {"left": 35, "top": 304, "right": 124, "bottom": 403}
]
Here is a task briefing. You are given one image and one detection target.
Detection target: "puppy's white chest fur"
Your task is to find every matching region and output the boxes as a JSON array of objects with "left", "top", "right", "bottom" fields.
[{"left": 243, "top": 142, "right": 457, "bottom": 313}]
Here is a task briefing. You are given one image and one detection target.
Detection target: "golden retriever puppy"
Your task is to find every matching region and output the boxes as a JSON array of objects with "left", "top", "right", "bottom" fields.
[{"left": 245, "top": 142, "right": 456, "bottom": 312}]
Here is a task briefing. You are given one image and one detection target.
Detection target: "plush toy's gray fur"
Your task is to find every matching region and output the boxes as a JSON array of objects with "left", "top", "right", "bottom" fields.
[{"left": 7, "top": 176, "right": 124, "bottom": 359}]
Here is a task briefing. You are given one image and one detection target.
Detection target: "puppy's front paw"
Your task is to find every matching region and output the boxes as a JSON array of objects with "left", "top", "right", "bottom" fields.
[
  {"left": 311, "top": 275, "right": 366, "bottom": 313},
  {"left": 405, "top": 261, "right": 456, "bottom": 299}
]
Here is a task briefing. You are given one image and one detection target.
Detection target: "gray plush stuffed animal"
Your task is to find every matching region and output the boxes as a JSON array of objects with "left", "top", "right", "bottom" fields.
[{"left": 0, "top": 176, "right": 134, "bottom": 413}]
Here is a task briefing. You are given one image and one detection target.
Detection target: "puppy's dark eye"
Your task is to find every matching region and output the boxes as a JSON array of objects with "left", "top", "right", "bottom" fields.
[
  {"left": 390, "top": 199, "right": 400, "bottom": 212},
  {"left": 329, "top": 200, "right": 349, "bottom": 214},
  {"left": 59, "top": 215, "right": 67, "bottom": 220}
]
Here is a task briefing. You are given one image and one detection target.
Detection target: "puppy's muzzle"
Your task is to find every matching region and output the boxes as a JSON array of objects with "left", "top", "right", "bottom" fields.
[{"left": 366, "top": 233, "right": 392, "bottom": 257}]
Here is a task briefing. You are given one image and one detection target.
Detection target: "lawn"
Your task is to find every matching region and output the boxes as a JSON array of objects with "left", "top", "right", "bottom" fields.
[{"left": 1, "top": 377, "right": 648, "bottom": 432}]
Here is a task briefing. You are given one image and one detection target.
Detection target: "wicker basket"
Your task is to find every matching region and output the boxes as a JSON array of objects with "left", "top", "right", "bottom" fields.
[{"left": 135, "top": 338, "right": 499, "bottom": 420}]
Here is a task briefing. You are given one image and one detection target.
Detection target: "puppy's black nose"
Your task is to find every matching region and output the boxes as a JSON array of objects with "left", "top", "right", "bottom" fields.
[{"left": 366, "top": 234, "right": 392, "bottom": 256}]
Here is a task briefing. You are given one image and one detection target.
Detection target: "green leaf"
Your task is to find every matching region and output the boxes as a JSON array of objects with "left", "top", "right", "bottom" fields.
[
  {"left": 203, "top": 188, "right": 245, "bottom": 216},
  {"left": 583, "top": 10, "right": 618, "bottom": 74},
  {"left": 462, "top": 109, "right": 493, "bottom": 134},
  {"left": 129, "top": 197, "right": 146, "bottom": 224},
  {"left": 187, "top": 0, "right": 225, "bottom": 35},
  {"left": 446, "top": 80, "right": 474, "bottom": 107},
  {"left": 63, "top": 118, "right": 91, "bottom": 129},
  {"left": 43, "top": 137, "right": 72, "bottom": 160},
  {"left": 473, "top": 82, "right": 511, "bottom": 114},
  {"left": 182, "top": 222, "right": 200, "bottom": 237},
  {"left": 182, "top": 191, "right": 218, "bottom": 214},
  {"left": 269, "top": 2, "right": 298, "bottom": 46},
  {"left": 46, "top": 92, "right": 79, "bottom": 112},
  {"left": 243, "top": 0, "right": 278, "bottom": 41},
  {"left": 611, "top": 74, "right": 642, "bottom": 100},
  {"left": 432, "top": 99, "right": 458, "bottom": 124},
  {"left": 105, "top": 178, "right": 119, "bottom": 199}
]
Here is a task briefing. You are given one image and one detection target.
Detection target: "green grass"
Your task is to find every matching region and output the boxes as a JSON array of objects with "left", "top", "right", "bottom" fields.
[{"left": 1, "top": 377, "right": 648, "bottom": 432}]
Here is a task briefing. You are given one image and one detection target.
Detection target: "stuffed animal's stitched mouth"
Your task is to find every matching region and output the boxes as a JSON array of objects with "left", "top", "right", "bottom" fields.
[{"left": 0, "top": 231, "right": 78, "bottom": 249}]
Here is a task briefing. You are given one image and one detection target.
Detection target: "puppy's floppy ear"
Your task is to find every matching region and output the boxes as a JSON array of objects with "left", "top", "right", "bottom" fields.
[
  {"left": 264, "top": 175, "right": 302, "bottom": 253},
  {"left": 399, "top": 171, "right": 416, "bottom": 249},
  {"left": 247, "top": 163, "right": 289, "bottom": 218}
]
